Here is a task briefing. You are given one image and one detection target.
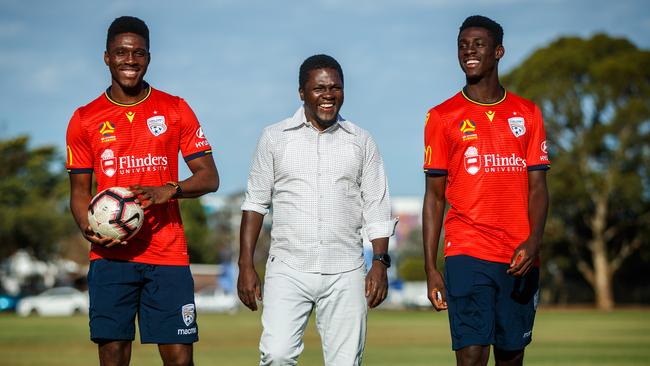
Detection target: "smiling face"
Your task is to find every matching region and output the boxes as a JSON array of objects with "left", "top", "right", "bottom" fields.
[
  {"left": 299, "top": 67, "right": 344, "bottom": 131},
  {"left": 104, "top": 32, "right": 150, "bottom": 95},
  {"left": 457, "top": 26, "right": 504, "bottom": 83}
]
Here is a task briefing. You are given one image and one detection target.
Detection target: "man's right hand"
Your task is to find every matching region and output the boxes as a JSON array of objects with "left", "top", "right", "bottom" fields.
[
  {"left": 237, "top": 265, "right": 262, "bottom": 311},
  {"left": 426, "top": 269, "right": 448, "bottom": 311},
  {"left": 82, "top": 225, "right": 125, "bottom": 248}
]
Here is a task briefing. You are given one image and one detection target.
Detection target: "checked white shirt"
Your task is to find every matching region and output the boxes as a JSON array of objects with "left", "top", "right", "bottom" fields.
[{"left": 242, "top": 107, "right": 397, "bottom": 274}]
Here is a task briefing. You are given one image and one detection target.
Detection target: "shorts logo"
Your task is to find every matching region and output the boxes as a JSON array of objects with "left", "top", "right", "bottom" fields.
[
  {"left": 508, "top": 116, "right": 526, "bottom": 137},
  {"left": 464, "top": 146, "right": 481, "bottom": 175},
  {"left": 459, "top": 119, "right": 478, "bottom": 141},
  {"left": 181, "top": 304, "right": 195, "bottom": 327},
  {"left": 147, "top": 116, "right": 167, "bottom": 136},
  {"left": 100, "top": 149, "right": 117, "bottom": 177}
]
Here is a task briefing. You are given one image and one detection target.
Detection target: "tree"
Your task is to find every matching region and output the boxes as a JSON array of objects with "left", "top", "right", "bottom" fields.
[
  {"left": 180, "top": 198, "right": 216, "bottom": 264},
  {"left": 504, "top": 34, "right": 650, "bottom": 310},
  {"left": 0, "top": 136, "right": 76, "bottom": 259}
]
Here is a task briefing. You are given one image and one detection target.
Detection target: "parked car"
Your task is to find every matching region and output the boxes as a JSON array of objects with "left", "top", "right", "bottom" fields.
[
  {"left": 194, "top": 287, "right": 238, "bottom": 314},
  {"left": 16, "top": 287, "right": 88, "bottom": 317}
]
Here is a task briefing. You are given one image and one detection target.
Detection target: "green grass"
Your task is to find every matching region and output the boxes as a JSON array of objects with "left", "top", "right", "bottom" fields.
[{"left": 1, "top": 308, "right": 649, "bottom": 365}]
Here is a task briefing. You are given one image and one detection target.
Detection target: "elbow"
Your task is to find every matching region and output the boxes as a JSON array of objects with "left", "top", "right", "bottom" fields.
[{"left": 209, "top": 175, "right": 220, "bottom": 193}]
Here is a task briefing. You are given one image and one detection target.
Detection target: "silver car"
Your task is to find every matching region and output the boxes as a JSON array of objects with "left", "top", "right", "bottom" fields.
[{"left": 16, "top": 287, "right": 89, "bottom": 317}]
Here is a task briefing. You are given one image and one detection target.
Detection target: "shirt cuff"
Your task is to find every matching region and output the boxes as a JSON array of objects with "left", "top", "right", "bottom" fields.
[
  {"left": 365, "top": 217, "right": 399, "bottom": 241},
  {"left": 241, "top": 201, "right": 269, "bottom": 216}
]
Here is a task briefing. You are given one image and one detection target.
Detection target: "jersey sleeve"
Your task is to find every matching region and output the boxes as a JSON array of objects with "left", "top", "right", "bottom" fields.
[
  {"left": 178, "top": 98, "right": 212, "bottom": 162},
  {"left": 526, "top": 104, "right": 551, "bottom": 171},
  {"left": 423, "top": 108, "right": 448, "bottom": 175},
  {"left": 65, "top": 109, "right": 94, "bottom": 174}
]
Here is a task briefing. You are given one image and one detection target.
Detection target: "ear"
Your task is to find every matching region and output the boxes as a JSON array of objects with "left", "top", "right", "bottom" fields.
[
  {"left": 299, "top": 88, "right": 305, "bottom": 101},
  {"left": 495, "top": 45, "right": 505, "bottom": 61},
  {"left": 104, "top": 51, "right": 110, "bottom": 66}
]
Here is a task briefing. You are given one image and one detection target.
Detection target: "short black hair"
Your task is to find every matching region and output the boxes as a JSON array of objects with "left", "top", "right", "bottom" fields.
[
  {"left": 106, "top": 16, "right": 150, "bottom": 51},
  {"left": 459, "top": 15, "right": 503, "bottom": 46},
  {"left": 299, "top": 54, "right": 344, "bottom": 90}
]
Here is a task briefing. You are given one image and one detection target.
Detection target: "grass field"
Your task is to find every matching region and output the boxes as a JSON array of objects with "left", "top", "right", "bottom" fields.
[{"left": 1, "top": 308, "right": 649, "bottom": 365}]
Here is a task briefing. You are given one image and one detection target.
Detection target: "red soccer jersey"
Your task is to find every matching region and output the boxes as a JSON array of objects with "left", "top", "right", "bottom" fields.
[
  {"left": 66, "top": 86, "right": 212, "bottom": 265},
  {"left": 423, "top": 90, "right": 550, "bottom": 264}
]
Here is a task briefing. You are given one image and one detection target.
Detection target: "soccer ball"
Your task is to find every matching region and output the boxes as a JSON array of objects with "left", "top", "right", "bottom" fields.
[{"left": 88, "top": 187, "right": 144, "bottom": 240}]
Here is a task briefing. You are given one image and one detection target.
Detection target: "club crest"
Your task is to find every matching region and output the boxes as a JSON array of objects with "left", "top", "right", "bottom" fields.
[
  {"left": 463, "top": 146, "right": 481, "bottom": 175},
  {"left": 508, "top": 117, "right": 526, "bottom": 137},
  {"left": 181, "top": 304, "right": 195, "bottom": 326},
  {"left": 100, "top": 149, "right": 117, "bottom": 177},
  {"left": 147, "top": 116, "right": 167, "bottom": 136}
]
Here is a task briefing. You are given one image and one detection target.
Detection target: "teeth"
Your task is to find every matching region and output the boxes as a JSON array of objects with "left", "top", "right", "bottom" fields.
[
  {"left": 320, "top": 104, "right": 334, "bottom": 108},
  {"left": 466, "top": 60, "right": 479, "bottom": 65}
]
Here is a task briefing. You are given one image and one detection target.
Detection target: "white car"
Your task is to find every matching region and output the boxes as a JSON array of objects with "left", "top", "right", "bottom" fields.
[
  {"left": 16, "top": 287, "right": 89, "bottom": 317},
  {"left": 194, "top": 287, "right": 239, "bottom": 314}
]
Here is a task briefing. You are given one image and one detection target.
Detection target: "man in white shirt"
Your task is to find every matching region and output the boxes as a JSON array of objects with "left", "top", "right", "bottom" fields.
[{"left": 237, "top": 54, "right": 397, "bottom": 366}]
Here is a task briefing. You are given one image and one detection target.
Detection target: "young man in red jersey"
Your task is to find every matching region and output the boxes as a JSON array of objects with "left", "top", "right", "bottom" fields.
[
  {"left": 422, "top": 15, "right": 550, "bottom": 366},
  {"left": 66, "top": 16, "right": 219, "bottom": 366}
]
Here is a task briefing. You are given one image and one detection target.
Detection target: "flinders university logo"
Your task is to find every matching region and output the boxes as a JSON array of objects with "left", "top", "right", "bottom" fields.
[
  {"left": 147, "top": 115, "right": 167, "bottom": 136},
  {"left": 100, "top": 149, "right": 117, "bottom": 177},
  {"left": 464, "top": 146, "right": 481, "bottom": 175},
  {"left": 181, "top": 304, "right": 195, "bottom": 326},
  {"left": 508, "top": 116, "right": 526, "bottom": 137}
]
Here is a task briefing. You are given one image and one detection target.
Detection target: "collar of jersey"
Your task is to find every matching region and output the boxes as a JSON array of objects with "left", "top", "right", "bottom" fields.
[
  {"left": 461, "top": 87, "right": 507, "bottom": 106},
  {"left": 104, "top": 83, "right": 152, "bottom": 107}
]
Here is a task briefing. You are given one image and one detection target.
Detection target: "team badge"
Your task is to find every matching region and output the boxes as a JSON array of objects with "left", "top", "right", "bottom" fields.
[
  {"left": 463, "top": 146, "right": 481, "bottom": 175},
  {"left": 181, "top": 304, "right": 195, "bottom": 326},
  {"left": 459, "top": 119, "right": 478, "bottom": 141},
  {"left": 147, "top": 116, "right": 167, "bottom": 136},
  {"left": 508, "top": 116, "right": 526, "bottom": 137},
  {"left": 100, "top": 149, "right": 117, "bottom": 177}
]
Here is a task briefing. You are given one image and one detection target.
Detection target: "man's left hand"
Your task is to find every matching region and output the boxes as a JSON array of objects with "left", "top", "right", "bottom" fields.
[
  {"left": 507, "top": 238, "right": 541, "bottom": 277},
  {"left": 365, "top": 263, "right": 388, "bottom": 308},
  {"left": 128, "top": 184, "right": 175, "bottom": 209}
]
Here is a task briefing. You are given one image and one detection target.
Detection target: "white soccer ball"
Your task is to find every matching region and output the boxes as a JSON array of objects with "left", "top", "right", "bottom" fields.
[{"left": 87, "top": 187, "right": 144, "bottom": 240}]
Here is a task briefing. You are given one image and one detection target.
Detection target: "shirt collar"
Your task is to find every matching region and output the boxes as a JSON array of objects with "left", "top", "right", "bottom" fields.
[{"left": 282, "top": 106, "right": 355, "bottom": 135}]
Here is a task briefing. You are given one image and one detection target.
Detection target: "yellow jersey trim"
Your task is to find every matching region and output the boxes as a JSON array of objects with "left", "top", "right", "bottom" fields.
[
  {"left": 461, "top": 88, "right": 507, "bottom": 106},
  {"left": 104, "top": 86, "right": 152, "bottom": 107}
]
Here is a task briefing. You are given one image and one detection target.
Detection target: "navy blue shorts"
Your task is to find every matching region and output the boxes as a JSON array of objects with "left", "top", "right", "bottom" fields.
[
  {"left": 88, "top": 259, "right": 198, "bottom": 344},
  {"left": 444, "top": 255, "right": 539, "bottom": 351}
]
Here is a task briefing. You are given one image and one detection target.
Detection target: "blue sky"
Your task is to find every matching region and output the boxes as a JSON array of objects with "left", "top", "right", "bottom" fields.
[{"left": 1, "top": 0, "right": 649, "bottom": 196}]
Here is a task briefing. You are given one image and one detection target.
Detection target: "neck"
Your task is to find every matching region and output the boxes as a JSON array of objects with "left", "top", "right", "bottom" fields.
[
  {"left": 464, "top": 71, "right": 503, "bottom": 104},
  {"left": 108, "top": 81, "right": 148, "bottom": 105}
]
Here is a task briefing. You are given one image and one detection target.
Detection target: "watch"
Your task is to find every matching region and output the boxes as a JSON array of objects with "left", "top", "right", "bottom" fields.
[
  {"left": 165, "top": 181, "right": 182, "bottom": 198},
  {"left": 372, "top": 253, "right": 391, "bottom": 268}
]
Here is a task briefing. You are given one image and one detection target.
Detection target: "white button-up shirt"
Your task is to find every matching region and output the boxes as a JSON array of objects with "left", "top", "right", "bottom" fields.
[{"left": 242, "top": 107, "right": 397, "bottom": 274}]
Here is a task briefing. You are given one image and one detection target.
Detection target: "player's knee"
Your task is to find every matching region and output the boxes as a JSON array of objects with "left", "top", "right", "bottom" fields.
[
  {"left": 260, "top": 345, "right": 298, "bottom": 366},
  {"left": 161, "top": 350, "right": 193, "bottom": 366},
  {"left": 162, "top": 355, "right": 193, "bottom": 366}
]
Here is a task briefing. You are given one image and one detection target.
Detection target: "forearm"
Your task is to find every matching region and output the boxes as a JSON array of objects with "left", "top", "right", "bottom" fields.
[
  {"left": 70, "top": 190, "right": 92, "bottom": 231},
  {"left": 238, "top": 210, "right": 264, "bottom": 267},
  {"left": 370, "top": 237, "right": 389, "bottom": 255},
  {"left": 423, "top": 175, "right": 446, "bottom": 274},
  {"left": 177, "top": 156, "right": 219, "bottom": 198},
  {"left": 528, "top": 171, "right": 549, "bottom": 243},
  {"left": 423, "top": 197, "right": 445, "bottom": 273},
  {"left": 178, "top": 171, "right": 219, "bottom": 198}
]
